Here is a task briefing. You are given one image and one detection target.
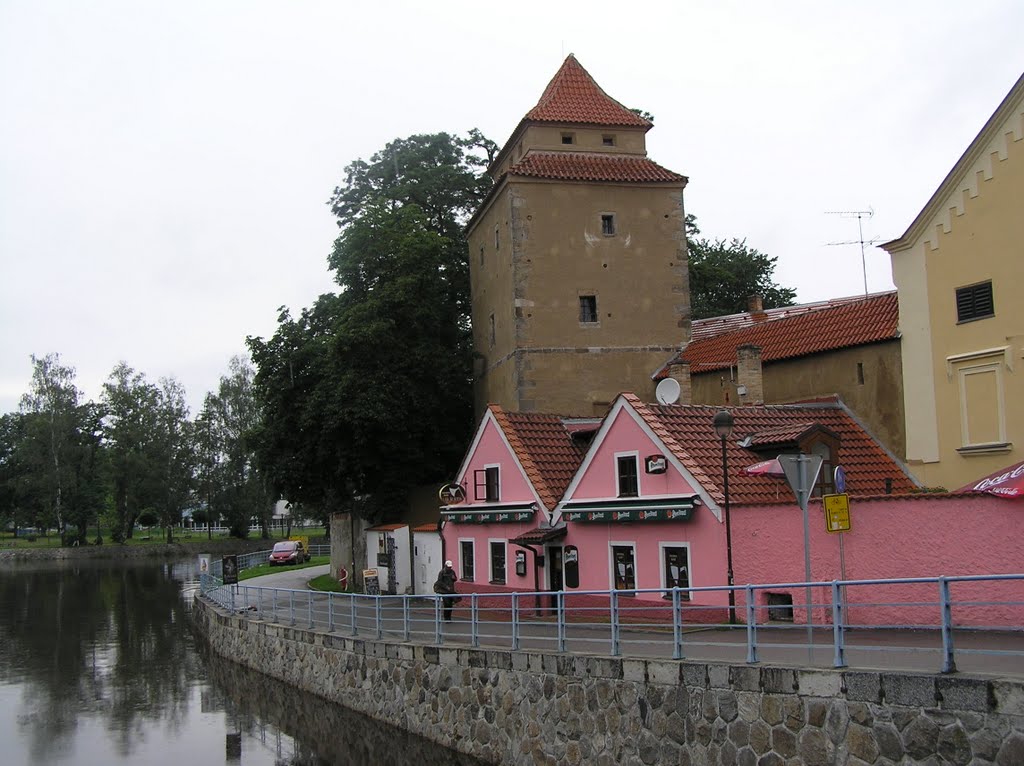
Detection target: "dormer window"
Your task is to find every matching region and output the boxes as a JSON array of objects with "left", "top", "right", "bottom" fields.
[{"left": 561, "top": 132, "right": 575, "bottom": 145}]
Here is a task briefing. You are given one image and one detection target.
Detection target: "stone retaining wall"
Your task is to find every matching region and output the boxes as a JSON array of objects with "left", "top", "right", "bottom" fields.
[{"left": 192, "top": 596, "right": 1024, "bottom": 765}]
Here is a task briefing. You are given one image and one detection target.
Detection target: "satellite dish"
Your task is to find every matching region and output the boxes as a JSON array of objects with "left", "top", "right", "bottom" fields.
[{"left": 655, "top": 377, "right": 680, "bottom": 405}]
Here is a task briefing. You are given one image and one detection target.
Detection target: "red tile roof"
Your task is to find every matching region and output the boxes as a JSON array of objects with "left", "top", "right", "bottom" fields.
[
  {"left": 663, "top": 292, "right": 899, "bottom": 375},
  {"left": 622, "top": 394, "right": 917, "bottom": 505},
  {"left": 489, "top": 405, "right": 586, "bottom": 511},
  {"left": 525, "top": 54, "right": 651, "bottom": 128},
  {"left": 508, "top": 151, "right": 685, "bottom": 184}
]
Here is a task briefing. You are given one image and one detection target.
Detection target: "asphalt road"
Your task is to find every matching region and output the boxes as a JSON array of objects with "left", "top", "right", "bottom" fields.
[{"left": 225, "top": 566, "right": 1024, "bottom": 679}]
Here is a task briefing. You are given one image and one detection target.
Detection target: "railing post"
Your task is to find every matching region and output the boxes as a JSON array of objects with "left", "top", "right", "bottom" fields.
[
  {"left": 375, "top": 595, "right": 383, "bottom": 640},
  {"left": 672, "top": 588, "right": 684, "bottom": 660},
  {"left": 511, "top": 593, "right": 520, "bottom": 651},
  {"left": 471, "top": 594, "right": 479, "bottom": 648},
  {"left": 434, "top": 597, "right": 443, "bottom": 646},
  {"left": 610, "top": 590, "right": 620, "bottom": 657},
  {"left": 308, "top": 591, "right": 314, "bottom": 629},
  {"left": 257, "top": 587, "right": 263, "bottom": 621},
  {"left": 289, "top": 591, "right": 295, "bottom": 626},
  {"left": 402, "top": 595, "right": 410, "bottom": 642},
  {"left": 745, "top": 585, "right": 758, "bottom": 664},
  {"left": 557, "top": 592, "right": 566, "bottom": 653},
  {"left": 939, "top": 576, "right": 957, "bottom": 673},
  {"left": 831, "top": 581, "right": 846, "bottom": 668},
  {"left": 230, "top": 585, "right": 235, "bottom": 615},
  {"left": 272, "top": 589, "right": 278, "bottom": 623},
  {"left": 350, "top": 595, "right": 358, "bottom": 637},
  {"left": 327, "top": 592, "right": 334, "bottom": 632}
]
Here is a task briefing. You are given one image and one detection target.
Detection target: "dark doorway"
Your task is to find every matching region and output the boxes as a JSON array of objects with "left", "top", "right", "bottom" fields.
[
  {"left": 767, "top": 592, "right": 794, "bottom": 621},
  {"left": 548, "top": 547, "right": 564, "bottom": 612}
]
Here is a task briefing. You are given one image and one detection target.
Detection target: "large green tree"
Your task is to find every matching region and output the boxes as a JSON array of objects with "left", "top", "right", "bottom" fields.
[
  {"left": 250, "top": 130, "right": 494, "bottom": 521},
  {"left": 686, "top": 215, "right": 797, "bottom": 319}
]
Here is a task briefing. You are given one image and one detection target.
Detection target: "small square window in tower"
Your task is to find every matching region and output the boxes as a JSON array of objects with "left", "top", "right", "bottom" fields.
[
  {"left": 601, "top": 214, "right": 616, "bottom": 236},
  {"left": 602, "top": 135, "right": 616, "bottom": 146},
  {"left": 955, "top": 281, "right": 994, "bottom": 322},
  {"left": 561, "top": 132, "right": 575, "bottom": 145},
  {"left": 579, "top": 295, "right": 598, "bottom": 324}
]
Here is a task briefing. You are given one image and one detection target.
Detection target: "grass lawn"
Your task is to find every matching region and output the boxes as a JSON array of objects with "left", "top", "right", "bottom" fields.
[
  {"left": 308, "top": 573, "right": 349, "bottom": 593},
  {"left": 238, "top": 555, "right": 330, "bottom": 581}
]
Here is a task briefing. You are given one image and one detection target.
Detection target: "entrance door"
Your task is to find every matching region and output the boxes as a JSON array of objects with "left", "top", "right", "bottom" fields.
[{"left": 548, "top": 546, "right": 564, "bottom": 612}]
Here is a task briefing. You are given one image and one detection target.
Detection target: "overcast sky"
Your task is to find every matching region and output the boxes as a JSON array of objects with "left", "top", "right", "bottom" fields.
[{"left": 2, "top": 1, "right": 1022, "bottom": 415}]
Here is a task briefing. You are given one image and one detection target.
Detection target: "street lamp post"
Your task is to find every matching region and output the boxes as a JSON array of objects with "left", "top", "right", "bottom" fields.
[{"left": 713, "top": 409, "right": 737, "bottom": 625}]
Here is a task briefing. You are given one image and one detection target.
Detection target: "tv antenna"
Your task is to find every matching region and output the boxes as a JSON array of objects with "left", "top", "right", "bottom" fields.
[{"left": 825, "top": 208, "right": 878, "bottom": 296}]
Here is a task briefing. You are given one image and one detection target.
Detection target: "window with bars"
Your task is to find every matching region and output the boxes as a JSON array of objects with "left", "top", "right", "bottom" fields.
[
  {"left": 579, "top": 295, "right": 598, "bottom": 323},
  {"left": 956, "top": 281, "right": 994, "bottom": 322},
  {"left": 601, "top": 214, "right": 616, "bottom": 236}
]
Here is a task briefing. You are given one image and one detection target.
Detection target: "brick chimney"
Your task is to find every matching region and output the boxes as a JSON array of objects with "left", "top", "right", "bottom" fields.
[
  {"left": 747, "top": 294, "right": 764, "bottom": 313},
  {"left": 736, "top": 344, "right": 763, "bottom": 405},
  {"left": 667, "top": 361, "right": 692, "bottom": 405}
]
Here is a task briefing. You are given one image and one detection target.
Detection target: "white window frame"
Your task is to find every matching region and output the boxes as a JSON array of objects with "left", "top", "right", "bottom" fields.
[
  {"left": 458, "top": 538, "right": 476, "bottom": 582},
  {"left": 957, "top": 361, "right": 1007, "bottom": 447},
  {"left": 488, "top": 538, "right": 507, "bottom": 585},
  {"left": 608, "top": 541, "right": 638, "bottom": 593},
  {"left": 615, "top": 450, "right": 641, "bottom": 498},
  {"left": 484, "top": 463, "right": 500, "bottom": 502},
  {"left": 658, "top": 541, "right": 692, "bottom": 600}
]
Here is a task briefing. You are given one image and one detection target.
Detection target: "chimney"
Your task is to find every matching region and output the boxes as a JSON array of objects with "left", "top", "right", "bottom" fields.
[
  {"left": 736, "top": 344, "right": 763, "bottom": 405},
  {"left": 747, "top": 294, "right": 763, "bottom": 313},
  {"left": 667, "top": 361, "right": 692, "bottom": 405}
]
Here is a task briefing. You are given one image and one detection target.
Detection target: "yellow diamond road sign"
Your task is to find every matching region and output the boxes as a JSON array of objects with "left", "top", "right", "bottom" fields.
[{"left": 823, "top": 493, "right": 851, "bottom": 533}]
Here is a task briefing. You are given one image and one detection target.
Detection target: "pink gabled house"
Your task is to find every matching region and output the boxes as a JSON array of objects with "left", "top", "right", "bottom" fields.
[
  {"left": 442, "top": 395, "right": 1024, "bottom": 628},
  {"left": 439, "top": 405, "right": 594, "bottom": 595}
]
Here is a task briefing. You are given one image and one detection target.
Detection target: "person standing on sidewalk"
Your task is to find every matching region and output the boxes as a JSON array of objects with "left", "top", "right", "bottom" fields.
[{"left": 433, "top": 560, "right": 459, "bottom": 621}]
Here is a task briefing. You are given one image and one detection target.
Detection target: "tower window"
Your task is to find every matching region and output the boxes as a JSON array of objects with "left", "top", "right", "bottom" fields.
[
  {"left": 856, "top": 362, "right": 864, "bottom": 385},
  {"left": 489, "top": 313, "right": 495, "bottom": 347},
  {"left": 601, "top": 214, "right": 616, "bottom": 236},
  {"left": 602, "top": 135, "right": 616, "bottom": 146},
  {"left": 956, "top": 281, "right": 993, "bottom": 323},
  {"left": 494, "top": 225, "right": 500, "bottom": 250},
  {"left": 561, "top": 132, "right": 575, "bottom": 145},
  {"left": 579, "top": 295, "right": 598, "bottom": 324},
  {"left": 479, "top": 245, "right": 484, "bottom": 266}
]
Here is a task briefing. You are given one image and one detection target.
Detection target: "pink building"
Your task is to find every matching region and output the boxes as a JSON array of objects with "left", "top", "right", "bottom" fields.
[{"left": 441, "top": 394, "right": 1024, "bottom": 627}]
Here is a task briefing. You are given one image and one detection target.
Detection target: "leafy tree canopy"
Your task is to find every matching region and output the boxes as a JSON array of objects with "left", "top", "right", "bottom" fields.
[
  {"left": 686, "top": 215, "right": 797, "bottom": 319},
  {"left": 250, "top": 130, "right": 494, "bottom": 522}
]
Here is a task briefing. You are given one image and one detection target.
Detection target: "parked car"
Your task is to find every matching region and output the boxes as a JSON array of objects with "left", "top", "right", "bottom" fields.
[{"left": 268, "top": 540, "right": 309, "bottom": 566}]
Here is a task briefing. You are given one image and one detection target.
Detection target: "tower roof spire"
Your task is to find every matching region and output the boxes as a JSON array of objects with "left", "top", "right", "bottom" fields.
[{"left": 525, "top": 54, "right": 652, "bottom": 128}]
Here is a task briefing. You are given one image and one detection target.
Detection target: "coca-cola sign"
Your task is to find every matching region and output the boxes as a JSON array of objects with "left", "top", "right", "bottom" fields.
[{"left": 959, "top": 459, "right": 1024, "bottom": 498}]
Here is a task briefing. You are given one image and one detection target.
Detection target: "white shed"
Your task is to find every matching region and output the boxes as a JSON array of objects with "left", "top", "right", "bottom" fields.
[
  {"left": 364, "top": 524, "right": 411, "bottom": 595},
  {"left": 412, "top": 524, "right": 443, "bottom": 595}
]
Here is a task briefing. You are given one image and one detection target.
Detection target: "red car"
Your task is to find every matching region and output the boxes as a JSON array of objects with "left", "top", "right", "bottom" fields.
[{"left": 268, "top": 540, "right": 309, "bottom": 566}]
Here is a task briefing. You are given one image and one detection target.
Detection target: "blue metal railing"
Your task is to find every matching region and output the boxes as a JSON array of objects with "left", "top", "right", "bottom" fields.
[{"left": 198, "top": 571, "right": 1024, "bottom": 677}]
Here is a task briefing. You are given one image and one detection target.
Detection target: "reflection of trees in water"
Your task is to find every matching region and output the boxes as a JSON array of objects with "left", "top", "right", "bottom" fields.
[
  {"left": 0, "top": 562, "right": 198, "bottom": 762},
  {"left": 200, "top": 645, "right": 484, "bottom": 766}
]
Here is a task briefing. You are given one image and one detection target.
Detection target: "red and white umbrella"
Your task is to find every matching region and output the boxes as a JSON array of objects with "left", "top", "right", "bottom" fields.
[
  {"left": 955, "top": 459, "right": 1024, "bottom": 498},
  {"left": 744, "top": 458, "right": 785, "bottom": 477}
]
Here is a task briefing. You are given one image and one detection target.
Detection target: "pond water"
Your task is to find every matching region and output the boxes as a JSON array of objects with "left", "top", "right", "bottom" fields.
[{"left": 0, "top": 558, "right": 482, "bottom": 766}]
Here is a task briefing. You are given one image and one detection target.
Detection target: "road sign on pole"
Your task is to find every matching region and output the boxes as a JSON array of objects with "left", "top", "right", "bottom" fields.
[{"left": 823, "top": 493, "right": 852, "bottom": 532}]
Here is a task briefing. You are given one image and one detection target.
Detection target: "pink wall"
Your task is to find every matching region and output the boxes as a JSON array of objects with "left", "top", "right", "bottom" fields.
[
  {"left": 570, "top": 408, "right": 698, "bottom": 499},
  {"left": 732, "top": 494, "right": 1024, "bottom": 627},
  {"left": 459, "top": 417, "right": 537, "bottom": 507},
  {"left": 441, "top": 520, "right": 538, "bottom": 590}
]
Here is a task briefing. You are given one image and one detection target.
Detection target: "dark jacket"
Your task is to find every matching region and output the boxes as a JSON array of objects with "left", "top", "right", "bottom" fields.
[{"left": 434, "top": 566, "right": 457, "bottom": 595}]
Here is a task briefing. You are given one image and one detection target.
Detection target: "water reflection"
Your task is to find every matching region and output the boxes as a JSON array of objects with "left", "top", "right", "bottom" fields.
[{"left": 0, "top": 561, "right": 481, "bottom": 766}]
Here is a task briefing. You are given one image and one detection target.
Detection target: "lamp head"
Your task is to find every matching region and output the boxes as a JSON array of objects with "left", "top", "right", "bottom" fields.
[{"left": 713, "top": 409, "right": 735, "bottom": 440}]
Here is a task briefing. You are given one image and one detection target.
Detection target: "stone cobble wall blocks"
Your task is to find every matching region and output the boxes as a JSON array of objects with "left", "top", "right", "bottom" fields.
[{"left": 193, "top": 597, "right": 1024, "bottom": 765}]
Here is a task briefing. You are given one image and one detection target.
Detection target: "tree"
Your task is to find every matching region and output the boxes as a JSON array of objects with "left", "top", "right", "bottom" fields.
[
  {"left": 686, "top": 215, "right": 797, "bottom": 319},
  {"left": 151, "top": 377, "right": 194, "bottom": 544},
  {"left": 250, "top": 130, "right": 494, "bottom": 521},
  {"left": 18, "top": 353, "right": 82, "bottom": 543},
  {"left": 102, "top": 363, "right": 161, "bottom": 542}
]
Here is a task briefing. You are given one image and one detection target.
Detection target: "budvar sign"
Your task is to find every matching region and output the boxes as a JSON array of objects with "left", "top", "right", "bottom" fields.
[{"left": 957, "top": 459, "right": 1024, "bottom": 498}]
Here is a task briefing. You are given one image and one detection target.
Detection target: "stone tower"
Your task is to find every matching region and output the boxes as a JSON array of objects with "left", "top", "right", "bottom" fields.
[{"left": 467, "top": 55, "right": 690, "bottom": 417}]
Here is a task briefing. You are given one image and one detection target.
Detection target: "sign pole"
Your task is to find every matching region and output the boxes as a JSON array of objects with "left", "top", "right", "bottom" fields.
[{"left": 799, "top": 455, "right": 813, "bottom": 659}]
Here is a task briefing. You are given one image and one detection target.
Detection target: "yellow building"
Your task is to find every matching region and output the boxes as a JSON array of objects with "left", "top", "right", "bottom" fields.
[
  {"left": 467, "top": 55, "right": 690, "bottom": 417},
  {"left": 882, "top": 72, "right": 1024, "bottom": 490}
]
